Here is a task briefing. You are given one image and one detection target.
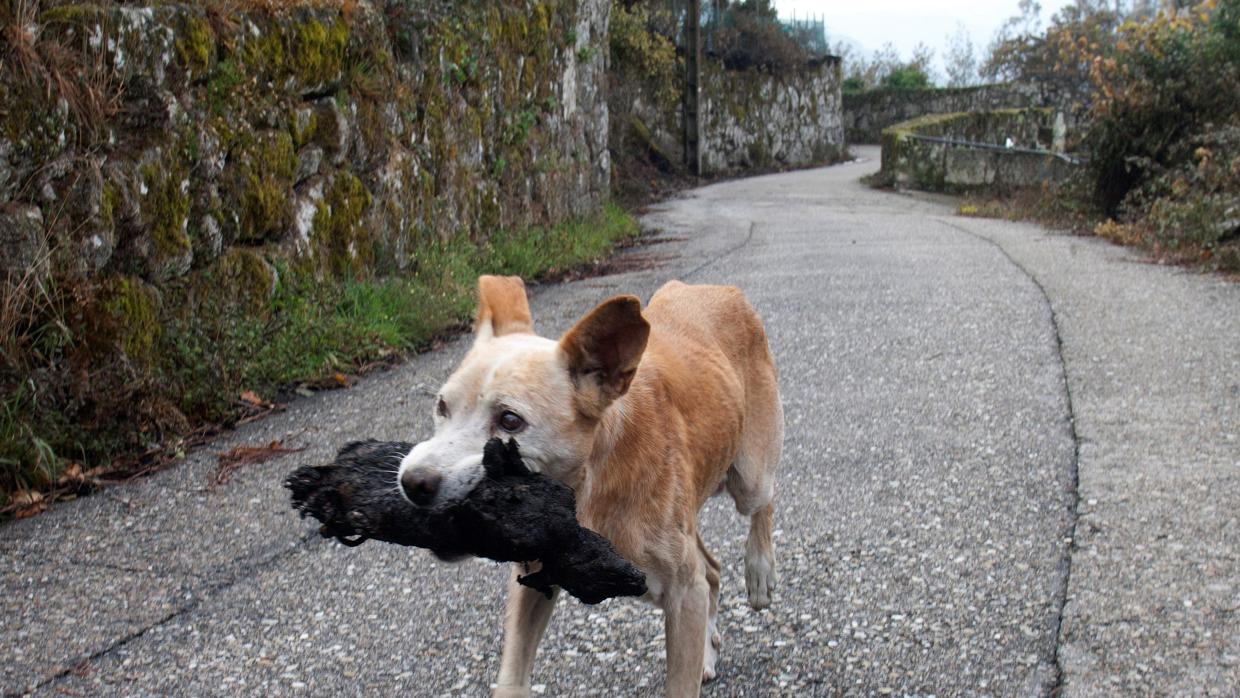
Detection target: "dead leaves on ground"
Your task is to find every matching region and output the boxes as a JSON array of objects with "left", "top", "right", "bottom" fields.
[
  {"left": 2, "top": 462, "right": 104, "bottom": 519},
  {"left": 212, "top": 439, "right": 304, "bottom": 488},
  {"left": 237, "top": 389, "right": 286, "bottom": 425}
]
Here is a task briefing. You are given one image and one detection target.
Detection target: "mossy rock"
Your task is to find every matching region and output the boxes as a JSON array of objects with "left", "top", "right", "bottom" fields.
[
  {"left": 175, "top": 13, "right": 215, "bottom": 82},
  {"left": 238, "top": 12, "right": 349, "bottom": 92},
  {"left": 311, "top": 171, "right": 373, "bottom": 276},
  {"left": 311, "top": 98, "right": 351, "bottom": 165},
  {"left": 290, "top": 107, "right": 319, "bottom": 149},
  {"left": 0, "top": 83, "right": 75, "bottom": 178},
  {"left": 138, "top": 161, "right": 193, "bottom": 281},
  {"left": 0, "top": 205, "right": 48, "bottom": 280},
  {"left": 211, "top": 247, "right": 278, "bottom": 314},
  {"left": 287, "top": 15, "right": 349, "bottom": 88},
  {"left": 222, "top": 131, "right": 297, "bottom": 244},
  {"left": 98, "top": 275, "right": 162, "bottom": 363}
]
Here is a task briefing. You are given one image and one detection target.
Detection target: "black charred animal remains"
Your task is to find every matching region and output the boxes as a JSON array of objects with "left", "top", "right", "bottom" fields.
[{"left": 286, "top": 438, "right": 647, "bottom": 604}]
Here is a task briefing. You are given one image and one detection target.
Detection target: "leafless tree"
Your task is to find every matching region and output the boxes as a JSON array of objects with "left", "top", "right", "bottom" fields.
[{"left": 943, "top": 22, "right": 979, "bottom": 87}]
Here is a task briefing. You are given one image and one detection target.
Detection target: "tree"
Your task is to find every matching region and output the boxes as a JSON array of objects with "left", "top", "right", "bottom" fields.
[
  {"left": 983, "top": 0, "right": 1127, "bottom": 108},
  {"left": 837, "top": 40, "right": 935, "bottom": 90},
  {"left": 908, "top": 42, "right": 937, "bottom": 85},
  {"left": 882, "top": 67, "right": 930, "bottom": 89},
  {"left": 943, "top": 22, "right": 979, "bottom": 87}
]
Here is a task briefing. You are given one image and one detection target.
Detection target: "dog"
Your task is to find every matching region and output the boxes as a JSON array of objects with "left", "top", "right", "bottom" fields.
[{"left": 397, "top": 275, "right": 783, "bottom": 697}]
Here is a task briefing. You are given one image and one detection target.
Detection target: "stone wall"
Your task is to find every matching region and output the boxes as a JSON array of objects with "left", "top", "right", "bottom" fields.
[
  {"left": 878, "top": 109, "right": 1077, "bottom": 193},
  {"left": 614, "top": 55, "right": 844, "bottom": 178},
  {"left": 1, "top": 0, "right": 609, "bottom": 287},
  {"left": 700, "top": 57, "right": 845, "bottom": 172},
  {"left": 844, "top": 83, "right": 1047, "bottom": 144}
]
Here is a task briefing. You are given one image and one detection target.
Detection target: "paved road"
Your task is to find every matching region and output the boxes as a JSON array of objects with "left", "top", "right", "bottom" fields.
[{"left": 3, "top": 147, "right": 1237, "bottom": 696}]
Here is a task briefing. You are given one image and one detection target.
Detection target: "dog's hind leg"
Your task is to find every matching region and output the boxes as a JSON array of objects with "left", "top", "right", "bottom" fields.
[
  {"left": 696, "top": 534, "right": 722, "bottom": 682},
  {"left": 726, "top": 366, "right": 782, "bottom": 610},
  {"left": 742, "top": 501, "right": 776, "bottom": 610}
]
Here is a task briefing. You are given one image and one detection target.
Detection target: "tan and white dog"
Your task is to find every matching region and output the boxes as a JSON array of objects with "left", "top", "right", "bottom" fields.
[{"left": 397, "top": 275, "right": 783, "bottom": 697}]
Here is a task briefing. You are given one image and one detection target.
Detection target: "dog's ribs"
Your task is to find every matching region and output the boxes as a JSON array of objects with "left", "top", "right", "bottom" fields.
[{"left": 286, "top": 438, "right": 648, "bottom": 605}]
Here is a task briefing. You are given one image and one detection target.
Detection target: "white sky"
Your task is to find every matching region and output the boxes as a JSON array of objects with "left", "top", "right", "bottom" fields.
[{"left": 776, "top": 0, "right": 1075, "bottom": 80}]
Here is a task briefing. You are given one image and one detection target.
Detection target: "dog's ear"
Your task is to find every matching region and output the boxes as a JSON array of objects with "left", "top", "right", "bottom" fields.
[
  {"left": 475, "top": 275, "right": 533, "bottom": 340},
  {"left": 558, "top": 295, "right": 649, "bottom": 416}
]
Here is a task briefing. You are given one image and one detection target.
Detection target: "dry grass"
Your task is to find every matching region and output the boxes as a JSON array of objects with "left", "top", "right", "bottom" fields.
[
  {"left": 1093, "top": 219, "right": 1147, "bottom": 247},
  {"left": 0, "top": 248, "right": 53, "bottom": 365},
  {"left": 3, "top": 0, "right": 124, "bottom": 141},
  {"left": 956, "top": 182, "right": 1101, "bottom": 236}
]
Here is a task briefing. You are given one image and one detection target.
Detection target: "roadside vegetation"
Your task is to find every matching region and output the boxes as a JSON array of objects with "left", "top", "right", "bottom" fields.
[
  {"left": 610, "top": 0, "right": 842, "bottom": 204},
  {"left": 971, "top": 0, "right": 1240, "bottom": 272},
  {"left": 0, "top": 204, "right": 639, "bottom": 516}
]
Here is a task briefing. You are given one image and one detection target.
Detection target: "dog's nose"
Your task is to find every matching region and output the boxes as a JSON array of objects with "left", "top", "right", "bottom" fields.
[{"left": 400, "top": 467, "right": 442, "bottom": 505}]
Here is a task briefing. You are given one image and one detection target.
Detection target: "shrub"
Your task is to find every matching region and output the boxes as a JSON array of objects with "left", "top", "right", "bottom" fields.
[
  {"left": 881, "top": 66, "right": 930, "bottom": 89},
  {"left": 1124, "top": 124, "right": 1240, "bottom": 267},
  {"left": 1081, "top": 0, "right": 1240, "bottom": 268},
  {"left": 712, "top": 1, "right": 811, "bottom": 72},
  {"left": 609, "top": 2, "right": 679, "bottom": 107}
]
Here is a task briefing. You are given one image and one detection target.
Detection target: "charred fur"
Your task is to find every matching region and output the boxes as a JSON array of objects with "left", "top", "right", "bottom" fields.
[{"left": 286, "top": 438, "right": 647, "bottom": 604}]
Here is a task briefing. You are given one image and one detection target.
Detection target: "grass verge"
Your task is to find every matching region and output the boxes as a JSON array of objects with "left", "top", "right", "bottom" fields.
[
  {"left": 0, "top": 202, "right": 640, "bottom": 516},
  {"left": 954, "top": 181, "right": 1240, "bottom": 274}
]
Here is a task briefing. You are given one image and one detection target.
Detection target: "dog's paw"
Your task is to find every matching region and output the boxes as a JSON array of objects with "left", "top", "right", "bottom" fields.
[
  {"left": 703, "top": 618, "right": 721, "bottom": 682},
  {"left": 744, "top": 554, "right": 776, "bottom": 610},
  {"left": 702, "top": 645, "right": 719, "bottom": 683},
  {"left": 492, "top": 685, "right": 531, "bottom": 698}
]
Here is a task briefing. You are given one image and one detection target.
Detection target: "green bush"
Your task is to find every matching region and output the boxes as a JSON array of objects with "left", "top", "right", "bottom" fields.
[
  {"left": 1082, "top": 0, "right": 1240, "bottom": 267},
  {"left": 881, "top": 66, "right": 930, "bottom": 89},
  {"left": 609, "top": 3, "right": 679, "bottom": 107}
]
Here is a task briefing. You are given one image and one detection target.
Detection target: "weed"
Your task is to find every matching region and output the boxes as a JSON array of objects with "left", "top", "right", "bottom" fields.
[
  {"left": 0, "top": 384, "right": 63, "bottom": 497},
  {"left": 502, "top": 108, "right": 538, "bottom": 146},
  {"left": 8, "top": 0, "right": 123, "bottom": 143},
  {"left": 0, "top": 202, "right": 640, "bottom": 511}
]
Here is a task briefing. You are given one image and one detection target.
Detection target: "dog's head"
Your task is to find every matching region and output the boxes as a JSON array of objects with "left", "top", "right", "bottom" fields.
[{"left": 397, "top": 275, "right": 650, "bottom": 506}]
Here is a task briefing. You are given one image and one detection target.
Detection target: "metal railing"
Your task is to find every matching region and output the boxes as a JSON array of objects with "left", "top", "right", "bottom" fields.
[{"left": 902, "top": 133, "right": 1088, "bottom": 165}]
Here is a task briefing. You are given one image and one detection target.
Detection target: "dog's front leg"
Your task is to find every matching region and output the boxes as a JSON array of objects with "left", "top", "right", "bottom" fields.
[
  {"left": 494, "top": 564, "right": 558, "bottom": 698},
  {"left": 662, "top": 568, "right": 710, "bottom": 697}
]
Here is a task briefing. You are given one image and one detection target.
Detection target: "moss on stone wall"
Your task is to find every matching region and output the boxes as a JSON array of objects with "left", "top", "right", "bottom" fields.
[
  {"left": 175, "top": 14, "right": 214, "bottom": 81},
  {"left": 0, "top": 0, "right": 613, "bottom": 506},
  {"left": 228, "top": 131, "right": 297, "bottom": 244},
  {"left": 139, "top": 162, "right": 193, "bottom": 279},
  {"left": 313, "top": 171, "right": 374, "bottom": 276},
  {"left": 879, "top": 108, "right": 1068, "bottom": 193},
  {"left": 844, "top": 83, "right": 1046, "bottom": 143},
  {"left": 100, "top": 276, "right": 162, "bottom": 362},
  {"left": 611, "top": 23, "right": 843, "bottom": 183}
]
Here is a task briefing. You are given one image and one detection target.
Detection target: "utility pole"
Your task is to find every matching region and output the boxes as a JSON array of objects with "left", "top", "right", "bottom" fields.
[{"left": 684, "top": 0, "right": 702, "bottom": 175}]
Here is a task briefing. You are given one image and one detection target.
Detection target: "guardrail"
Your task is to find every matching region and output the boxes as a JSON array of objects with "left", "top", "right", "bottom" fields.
[{"left": 902, "top": 133, "right": 1088, "bottom": 165}]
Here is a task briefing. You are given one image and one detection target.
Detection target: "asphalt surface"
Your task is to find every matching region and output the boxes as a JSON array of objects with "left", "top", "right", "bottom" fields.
[{"left": 3, "top": 147, "right": 1237, "bottom": 696}]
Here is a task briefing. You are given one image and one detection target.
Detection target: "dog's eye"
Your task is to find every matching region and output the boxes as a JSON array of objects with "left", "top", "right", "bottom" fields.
[
  {"left": 497, "top": 410, "right": 525, "bottom": 433},
  {"left": 436, "top": 397, "right": 450, "bottom": 419}
]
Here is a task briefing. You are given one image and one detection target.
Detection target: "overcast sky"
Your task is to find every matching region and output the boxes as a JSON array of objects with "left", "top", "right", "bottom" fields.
[{"left": 775, "top": 0, "right": 1074, "bottom": 80}]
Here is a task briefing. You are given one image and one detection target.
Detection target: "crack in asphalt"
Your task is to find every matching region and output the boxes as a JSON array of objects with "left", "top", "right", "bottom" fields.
[
  {"left": 935, "top": 217, "right": 1083, "bottom": 697},
  {"left": 14, "top": 534, "right": 317, "bottom": 698},
  {"left": 682, "top": 221, "right": 757, "bottom": 280}
]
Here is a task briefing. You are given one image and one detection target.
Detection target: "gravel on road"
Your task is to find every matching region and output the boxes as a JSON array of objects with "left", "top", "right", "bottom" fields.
[{"left": 3, "top": 147, "right": 1236, "bottom": 697}]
